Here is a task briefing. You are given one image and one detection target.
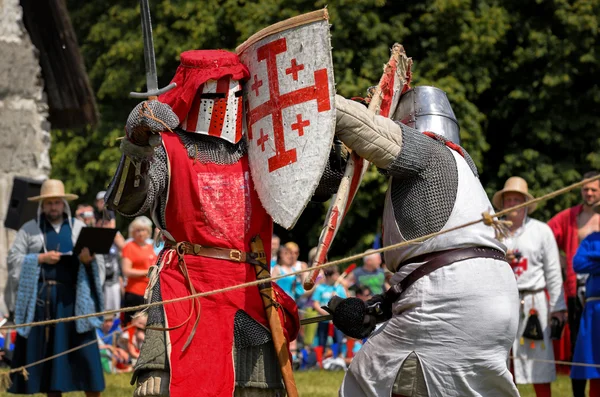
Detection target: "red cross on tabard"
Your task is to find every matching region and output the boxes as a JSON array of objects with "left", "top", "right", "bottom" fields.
[
  {"left": 285, "top": 59, "right": 304, "bottom": 81},
  {"left": 247, "top": 38, "right": 331, "bottom": 172},
  {"left": 291, "top": 114, "right": 310, "bottom": 137},
  {"left": 251, "top": 75, "right": 263, "bottom": 96},
  {"left": 257, "top": 129, "right": 269, "bottom": 151}
]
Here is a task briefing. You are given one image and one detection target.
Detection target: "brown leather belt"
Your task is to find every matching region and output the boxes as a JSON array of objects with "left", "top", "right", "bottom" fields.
[
  {"left": 168, "top": 241, "right": 261, "bottom": 266},
  {"left": 386, "top": 246, "right": 507, "bottom": 301}
]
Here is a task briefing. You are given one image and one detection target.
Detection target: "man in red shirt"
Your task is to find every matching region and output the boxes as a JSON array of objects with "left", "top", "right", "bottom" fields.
[{"left": 548, "top": 170, "right": 600, "bottom": 397}]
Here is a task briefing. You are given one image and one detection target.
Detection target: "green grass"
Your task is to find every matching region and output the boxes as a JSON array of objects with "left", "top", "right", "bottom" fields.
[{"left": 0, "top": 372, "right": 577, "bottom": 396}]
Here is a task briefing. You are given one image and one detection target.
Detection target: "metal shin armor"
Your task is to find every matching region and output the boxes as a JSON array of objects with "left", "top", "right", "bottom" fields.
[{"left": 392, "top": 86, "right": 460, "bottom": 145}]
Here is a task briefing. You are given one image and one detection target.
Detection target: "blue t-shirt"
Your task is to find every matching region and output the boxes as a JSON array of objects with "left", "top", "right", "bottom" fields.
[
  {"left": 311, "top": 283, "right": 347, "bottom": 307},
  {"left": 352, "top": 267, "right": 386, "bottom": 295}
]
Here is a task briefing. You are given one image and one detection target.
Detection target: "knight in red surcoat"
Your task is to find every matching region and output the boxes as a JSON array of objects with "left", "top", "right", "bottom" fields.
[{"left": 104, "top": 50, "right": 341, "bottom": 397}]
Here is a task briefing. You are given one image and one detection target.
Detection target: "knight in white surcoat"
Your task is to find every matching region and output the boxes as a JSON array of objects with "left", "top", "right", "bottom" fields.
[{"left": 327, "top": 88, "right": 521, "bottom": 396}]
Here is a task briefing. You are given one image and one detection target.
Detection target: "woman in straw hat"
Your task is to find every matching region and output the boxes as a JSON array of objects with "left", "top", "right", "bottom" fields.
[
  {"left": 493, "top": 176, "right": 567, "bottom": 397},
  {"left": 571, "top": 203, "right": 600, "bottom": 396},
  {"left": 6, "top": 179, "right": 105, "bottom": 396}
]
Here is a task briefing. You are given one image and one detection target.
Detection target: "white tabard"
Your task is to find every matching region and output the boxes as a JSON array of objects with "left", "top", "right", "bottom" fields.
[
  {"left": 504, "top": 218, "right": 566, "bottom": 384},
  {"left": 340, "top": 149, "right": 520, "bottom": 397}
]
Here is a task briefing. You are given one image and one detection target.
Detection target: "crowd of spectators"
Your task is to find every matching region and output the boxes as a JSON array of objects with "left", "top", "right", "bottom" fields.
[{"left": 270, "top": 236, "right": 390, "bottom": 372}]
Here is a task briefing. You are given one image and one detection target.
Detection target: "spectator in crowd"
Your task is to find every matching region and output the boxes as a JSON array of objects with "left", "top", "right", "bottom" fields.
[
  {"left": 548, "top": 171, "right": 600, "bottom": 395},
  {"left": 95, "top": 219, "right": 122, "bottom": 311},
  {"left": 75, "top": 204, "right": 96, "bottom": 227},
  {"left": 119, "top": 313, "right": 148, "bottom": 367},
  {"left": 94, "top": 191, "right": 114, "bottom": 225},
  {"left": 6, "top": 179, "right": 104, "bottom": 396},
  {"left": 301, "top": 247, "right": 320, "bottom": 348},
  {"left": 570, "top": 209, "right": 600, "bottom": 396},
  {"left": 354, "top": 285, "right": 372, "bottom": 302},
  {"left": 272, "top": 245, "right": 305, "bottom": 301},
  {"left": 121, "top": 216, "right": 156, "bottom": 326},
  {"left": 96, "top": 315, "right": 130, "bottom": 374},
  {"left": 285, "top": 241, "right": 307, "bottom": 270},
  {"left": 312, "top": 266, "right": 347, "bottom": 353},
  {"left": 346, "top": 250, "right": 387, "bottom": 295},
  {"left": 271, "top": 234, "right": 281, "bottom": 268},
  {"left": 493, "top": 177, "right": 567, "bottom": 397},
  {"left": 95, "top": 191, "right": 125, "bottom": 250},
  {"left": 272, "top": 245, "right": 304, "bottom": 361}
]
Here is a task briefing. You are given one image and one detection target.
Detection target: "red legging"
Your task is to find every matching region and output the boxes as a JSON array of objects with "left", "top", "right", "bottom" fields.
[
  {"left": 590, "top": 379, "right": 600, "bottom": 396},
  {"left": 533, "top": 383, "right": 551, "bottom": 397}
]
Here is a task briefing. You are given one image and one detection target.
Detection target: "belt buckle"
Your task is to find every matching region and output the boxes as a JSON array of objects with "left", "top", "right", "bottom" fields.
[
  {"left": 230, "top": 250, "right": 242, "bottom": 262},
  {"left": 193, "top": 244, "right": 202, "bottom": 255}
]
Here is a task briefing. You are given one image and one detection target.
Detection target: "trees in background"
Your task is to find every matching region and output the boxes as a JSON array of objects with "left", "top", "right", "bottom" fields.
[{"left": 56, "top": 0, "right": 600, "bottom": 257}]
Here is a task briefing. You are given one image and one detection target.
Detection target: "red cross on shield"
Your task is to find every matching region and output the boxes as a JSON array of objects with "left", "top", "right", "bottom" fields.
[{"left": 238, "top": 11, "right": 336, "bottom": 229}]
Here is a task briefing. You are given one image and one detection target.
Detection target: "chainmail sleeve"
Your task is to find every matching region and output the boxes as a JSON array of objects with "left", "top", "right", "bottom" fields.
[
  {"left": 131, "top": 146, "right": 168, "bottom": 218},
  {"left": 385, "top": 123, "right": 460, "bottom": 241}
]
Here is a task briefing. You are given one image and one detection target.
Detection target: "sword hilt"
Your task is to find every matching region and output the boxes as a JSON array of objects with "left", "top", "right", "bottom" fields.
[{"left": 129, "top": 82, "right": 177, "bottom": 99}]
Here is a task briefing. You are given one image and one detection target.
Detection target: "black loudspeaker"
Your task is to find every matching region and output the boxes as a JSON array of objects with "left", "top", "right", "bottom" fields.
[{"left": 4, "top": 177, "right": 43, "bottom": 230}]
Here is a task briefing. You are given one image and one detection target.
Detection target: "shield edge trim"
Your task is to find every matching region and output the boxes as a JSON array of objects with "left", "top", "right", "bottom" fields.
[{"left": 236, "top": 9, "right": 329, "bottom": 56}]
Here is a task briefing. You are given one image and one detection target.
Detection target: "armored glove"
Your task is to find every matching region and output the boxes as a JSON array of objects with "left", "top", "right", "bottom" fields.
[
  {"left": 126, "top": 100, "right": 180, "bottom": 147},
  {"left": 334, "top": 94, "right": 403, "bottom": 169},
  {"left": 324, "top": 294, "right": 393, "bottom": 339},
  {"left": 134, "top": 370, "right": 170, "bottom": 397}
]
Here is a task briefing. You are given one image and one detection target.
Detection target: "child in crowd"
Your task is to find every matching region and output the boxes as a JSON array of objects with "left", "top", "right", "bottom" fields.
[
  {"left": 96, "top": 315, "right": 130, "bottom": 373},
  {"left": 311, "top": 266, "right": 347, "bottom": 352}
]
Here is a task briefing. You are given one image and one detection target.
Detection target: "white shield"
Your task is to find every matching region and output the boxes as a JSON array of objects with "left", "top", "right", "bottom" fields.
[{"left": 237, "top": 9, "right": 336, "bottom": 229}]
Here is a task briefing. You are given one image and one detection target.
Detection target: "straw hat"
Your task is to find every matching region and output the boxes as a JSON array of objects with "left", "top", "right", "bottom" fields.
[
  {"left": 27, "top": 179, "right": 78, "bottom": 202},
  {"left": 492, "top": 176, "right": 537, "bottom": 214}
]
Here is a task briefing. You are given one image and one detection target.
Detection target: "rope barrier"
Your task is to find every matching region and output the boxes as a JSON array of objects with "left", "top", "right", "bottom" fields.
[
  {"left": 0, "top": 323, "right": 135, "bottom": 390},
  {"left": 1, "top": 174, "right": 599, "bottom": 332},
  {"left": 510, "top": 356, "right": 600, "bottom": 369}
]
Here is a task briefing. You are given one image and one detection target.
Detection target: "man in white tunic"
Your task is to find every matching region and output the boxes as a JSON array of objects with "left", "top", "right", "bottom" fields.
[
  {"left": 327, "top": 87, "right": 520, "bottom": 397},
  {"left": 493, "top": 177, "right": 567, "bottom": 397}
]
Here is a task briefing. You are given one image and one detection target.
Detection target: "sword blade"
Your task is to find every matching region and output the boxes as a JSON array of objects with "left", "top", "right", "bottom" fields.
[
  {"left": 139, "top": 0, "right": 158, "bottom": 93},
  {"left": 299, "top": 314, "right": 332, "bottom": 326}
]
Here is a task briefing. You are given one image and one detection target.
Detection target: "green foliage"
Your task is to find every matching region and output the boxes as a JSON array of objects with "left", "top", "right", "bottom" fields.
[{"left": 55, "top": 0, "right": 600, "bottom": 259}]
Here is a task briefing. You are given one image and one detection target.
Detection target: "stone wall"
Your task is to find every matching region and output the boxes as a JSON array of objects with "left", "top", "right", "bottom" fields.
[{"left": 0, "top": 0, "right": 51, "bottom": 314}]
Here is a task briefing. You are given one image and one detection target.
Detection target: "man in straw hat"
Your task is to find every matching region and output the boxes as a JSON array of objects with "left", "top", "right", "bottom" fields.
[
  {"left": 6, "top": 179, "right": 105, "bottom": 396},
  {"left": 570, "top": 201, "right": 600, "bottom": 396},
  {"left": 493, "top": 176, "right": 566, "bottom": 397}
]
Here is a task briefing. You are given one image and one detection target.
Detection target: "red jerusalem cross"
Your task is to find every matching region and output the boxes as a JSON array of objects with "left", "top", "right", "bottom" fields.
[
  {"left": 257, "top": 129, "right": 269, "bottom": 151},
  {"left": 251, "top": 75, "right": 263, "bottom": 96},
  {"left": 285, "top": 59, "right": 304, "bottom": 81},
  {"left": 247, "top": 38, "right": 331, "bottom": 172},
  {"left": 291, "top": 114, "right": 310, "bottom": 137}
]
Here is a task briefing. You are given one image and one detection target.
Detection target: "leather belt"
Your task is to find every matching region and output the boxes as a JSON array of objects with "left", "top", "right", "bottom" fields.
[
  {"left": 519, "top": 288, "right": 545, "bottom": 295},
  {"left": 386, "top": 247, "right": 507, "bottom": 302},
  {"left": 168, "top": 241, "right": 261, "bottom": 266}
]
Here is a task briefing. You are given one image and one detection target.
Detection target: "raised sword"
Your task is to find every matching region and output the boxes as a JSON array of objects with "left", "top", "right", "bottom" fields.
[{"left": 130, "top": 0, "right": 176, "bottom": 99}]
